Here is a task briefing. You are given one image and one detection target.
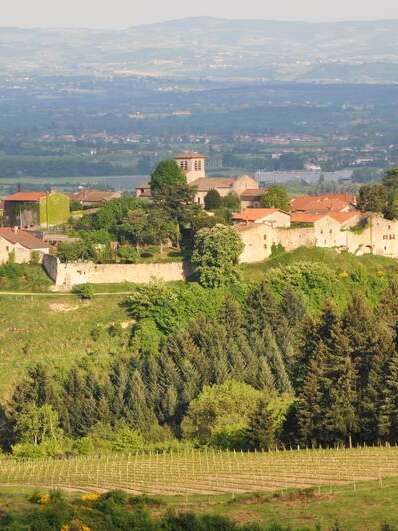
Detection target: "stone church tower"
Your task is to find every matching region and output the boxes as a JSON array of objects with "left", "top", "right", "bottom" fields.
[{"left": 175, "top": 152, "right": 206, "bottom": 184}]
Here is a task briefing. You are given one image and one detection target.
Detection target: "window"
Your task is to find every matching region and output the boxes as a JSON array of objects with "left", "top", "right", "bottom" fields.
[
  {"left": 320, "top": 229, "right": 323, "bottom": 235},
  {"left": 264, "top": 235, "right": 267, "bottom": 240},
  {"left": 329, "top": 229, "right": 332, "bottom": 234}
]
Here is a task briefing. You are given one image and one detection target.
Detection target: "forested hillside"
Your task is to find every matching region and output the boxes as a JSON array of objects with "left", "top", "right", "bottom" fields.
[{"left": 2, "top": 247, "right": 398, "bottom": 457}]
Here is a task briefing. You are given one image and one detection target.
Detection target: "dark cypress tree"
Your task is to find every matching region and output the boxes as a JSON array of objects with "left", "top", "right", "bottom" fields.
[
  {"left": 245, "top": 282, "right": 281, "bottom": 336},
  {"left": 379, "top": 345, "right": 398, "bottom": 442},
  {"left": 156, "top": 352, "right": 179, "bottom": 424},
  {"left": 140, "top": 353, "right": 161, "bottom": 412},
  {"left": 123, "top": 370, "right": 159, "bottom": 437},
  {"left": 262, "top": 325, "right": 292, "bottom": 394},
  {"left": 256, "top": 358, "right": 276, "bottom": 394},
  {"left": 63, "top": 368, "right": 101, "bottom": 437},
  {"left": 376, "top": 281, "right": 398, "bottom": 328},
  {"left": 107, "top": 361, "right": 129, "bottom": 419},
  {"left": 298, "top": 351, "right": 328, "bottom": 447},
  {"left": 281, "top": 288, "right": 307, "bottom": 328},
  {"left": 245, "top": 398, "right": 276, "bottom": 450}
]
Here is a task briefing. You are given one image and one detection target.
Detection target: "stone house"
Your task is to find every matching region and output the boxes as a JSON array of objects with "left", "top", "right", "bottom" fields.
[
  {"left": 240, "top": 189, "right": 265, "bottom": 209},
  {"left": 4, "top": 191, "right": 70, "bottom": 229},
  {"left": 136, "top": 152, "right": 261, "bottom": 207},
  {"left": 70, "top": 189, "right": 122, "bottom": 208},
  {"left": 232, "top": 208, "right": 291, "bottom": 227},
  {"left": 0, "top": 228, "right": 49, "bottom": 264},
  {"left": 314, "top": 212, "right": 363, "bottom": 249}
]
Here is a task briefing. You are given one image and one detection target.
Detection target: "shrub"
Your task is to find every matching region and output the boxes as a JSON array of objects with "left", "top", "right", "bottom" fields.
[{"left": 72, "top": 284, "right": 95, "bottom": 300}]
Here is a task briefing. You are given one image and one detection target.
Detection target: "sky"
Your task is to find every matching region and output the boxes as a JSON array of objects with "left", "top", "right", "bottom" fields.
[{"left": 2, "top": 0, "right": 398, "bottom": 28}]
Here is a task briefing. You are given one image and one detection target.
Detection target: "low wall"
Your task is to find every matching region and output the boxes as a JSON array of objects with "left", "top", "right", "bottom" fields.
[
  {"left": 43, "top": 254, "right": 192, "bottom": 290},
  {"left": 275, "top": 227, "right": 316, "bottom": 252}
]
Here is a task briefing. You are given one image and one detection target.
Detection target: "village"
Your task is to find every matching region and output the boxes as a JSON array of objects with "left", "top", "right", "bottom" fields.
[{"left": 0, "top": 150, "right": 396, "bottom": 288}]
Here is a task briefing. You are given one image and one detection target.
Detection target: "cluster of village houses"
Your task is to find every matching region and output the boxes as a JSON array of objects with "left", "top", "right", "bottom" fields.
[{"left": 0, "top": 151, "right": 397, "bottom": 275}]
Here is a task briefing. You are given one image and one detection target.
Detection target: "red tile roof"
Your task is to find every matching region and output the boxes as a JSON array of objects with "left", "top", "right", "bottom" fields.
[
  {"left": 290, "top": 193, "right": 356, "bottom": 213},
  {"left": 290, "top": 212, "right": 324, "bottom": 224},
  {"left": 326, "top": 211, "right": 361, "bottom": 223},
  {"left": 0, "top": 228, "right": 49, "bottom": 249},
  {"left": 4, "top": 192, "right": 47, "bottom": 202},
  {"left": 232, "top": 208, "right": 283, "bottom": 222}
]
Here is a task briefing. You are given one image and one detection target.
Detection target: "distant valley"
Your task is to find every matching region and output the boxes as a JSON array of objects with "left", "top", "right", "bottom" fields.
[{"left": 2, "top": 17, "right": 398, "bottom": 82}]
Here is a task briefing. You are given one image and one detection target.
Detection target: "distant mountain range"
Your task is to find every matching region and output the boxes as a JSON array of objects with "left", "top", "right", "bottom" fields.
[{"left": 3, "top": 17, "right": 398, "bottom": 82}]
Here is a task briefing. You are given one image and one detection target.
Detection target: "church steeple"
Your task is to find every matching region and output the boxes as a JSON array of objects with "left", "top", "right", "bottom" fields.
[{"left": 175, "top": 151, "right": 206, "bottom": 183}]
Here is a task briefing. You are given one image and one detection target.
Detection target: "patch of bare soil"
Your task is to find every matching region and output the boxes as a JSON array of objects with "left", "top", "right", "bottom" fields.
[{"left": 49, "top": 303, "right": 79, "bottom": 313}]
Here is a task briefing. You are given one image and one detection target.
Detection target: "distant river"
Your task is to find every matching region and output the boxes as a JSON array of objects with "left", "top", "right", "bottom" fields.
[{"left": 254, "top": 169, "right": 353, "bottom": 184}]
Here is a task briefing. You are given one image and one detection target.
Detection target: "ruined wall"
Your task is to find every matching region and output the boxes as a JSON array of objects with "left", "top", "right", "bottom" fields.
[
  {"left": 276, "top": 227, "right": 316, "bottom": 252},
  {"left": 43, "top": 255, "right": 192, "bottom": 289}
]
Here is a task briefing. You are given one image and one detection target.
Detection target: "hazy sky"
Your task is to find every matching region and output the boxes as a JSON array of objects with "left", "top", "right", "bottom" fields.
[{"left": 2, "top": 0, "right": 398, "bottom": 28}]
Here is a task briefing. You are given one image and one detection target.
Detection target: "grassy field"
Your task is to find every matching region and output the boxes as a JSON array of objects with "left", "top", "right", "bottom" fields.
[
  {"left": 0, "top": 294, "right": 130, "bottom": 398},
  {"left": 0, "top": 448, "right": 398, "bottom": 528},
  {"left": 241, "top": 247, "right": 398, "bottom": 283}
]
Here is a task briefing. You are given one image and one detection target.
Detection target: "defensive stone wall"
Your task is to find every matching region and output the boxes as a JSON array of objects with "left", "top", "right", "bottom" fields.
[{"left": 42, "top": 254, "right": 191, "bottom": 290}]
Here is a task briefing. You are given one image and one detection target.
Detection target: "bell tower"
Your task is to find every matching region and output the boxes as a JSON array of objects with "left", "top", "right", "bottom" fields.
[{"left": 175, "top": 151, "right": 206, "bottom": 184}]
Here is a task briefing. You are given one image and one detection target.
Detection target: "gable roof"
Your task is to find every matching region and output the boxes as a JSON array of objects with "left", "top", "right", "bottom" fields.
[
  {"left": 290, "top": 193, "right": 356, "bottom": 213},
  {"left": 232, "top": 208, "right": 286, "bottom": 222},
  {"left": 190, "top": 177, "right": 236, "bottom": 191},
  {"left": 290, "top": 212, "right": 324, "bottom": 224},
  {"left": 4, "top": 192, "right": 47, "bottom": 202},
  {"left": 70, "top": 189, "right": 121, "bottom": 203},
  {"left": 324, "top": 211, "right": 361, "bottom": 223},
  {"left": 0, "top": 228, "right": 49, "bottom": 249}
]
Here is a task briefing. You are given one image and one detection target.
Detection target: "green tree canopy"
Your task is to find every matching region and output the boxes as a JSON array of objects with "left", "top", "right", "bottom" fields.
[
  {"left": 204, "top": 189, "right": 222, "bottom": 211},
  {"left": 150, "top": 160, "right": 186, "bottom": 193},
  {"left": 357, "top": 184, "right": 388, "bottom": 213},
  {"left": 191, "top": 224, "right": 244, "bottom": 288},
  {"left": 181, "top": 380, "right": 263, "bottom": 448},
  {"left": 260, "top": 186, "right": 290, "bottom": 211},
  {"left": 221, "top": 191, "right": 241, "bottom": 211}
]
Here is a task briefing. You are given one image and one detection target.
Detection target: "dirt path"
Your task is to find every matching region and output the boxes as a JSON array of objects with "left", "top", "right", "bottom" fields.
[{"left": 0, "top": 291, "right": 134, "bottom": 297}]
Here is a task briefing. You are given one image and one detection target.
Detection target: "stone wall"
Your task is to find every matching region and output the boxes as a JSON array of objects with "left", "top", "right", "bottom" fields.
[
  {"left": 43, "top": 255, "right": 192, "bottom": 290},
  {"left": 276, "top": 227, "right": 316, "bottom": 252}
]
